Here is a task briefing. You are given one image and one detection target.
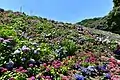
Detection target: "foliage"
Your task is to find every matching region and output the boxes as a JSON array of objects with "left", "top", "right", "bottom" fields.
[
  {"left": 0, "top": 26, "right": 17, "bottom": 38},
  {"left": 61, "top": 39, "right": 77, "bottom": 56},
  {"left": 76, "top": 17, "right": 102, "bottom": 28},
  {"left": 77, "top": 0, "right": 120, "bottom": 34},
  {"left": 0, "top": 5, "right": 120, "bottom": 79}
]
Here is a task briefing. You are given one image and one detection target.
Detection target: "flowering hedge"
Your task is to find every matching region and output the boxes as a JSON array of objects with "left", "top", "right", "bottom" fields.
[{"left": 0, "top": 10, "right": 120, "bottom": 80}]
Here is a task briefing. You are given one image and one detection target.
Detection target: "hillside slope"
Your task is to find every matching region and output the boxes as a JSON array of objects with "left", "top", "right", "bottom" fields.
[
  {"left": 0, "top": 9, "right": 120, "bottom": 80},
  {"left": 77, "top": 0, "right": 120, "bottom": 34}
]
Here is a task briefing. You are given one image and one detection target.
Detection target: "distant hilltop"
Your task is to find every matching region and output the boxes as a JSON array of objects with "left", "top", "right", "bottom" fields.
[{"left": 76, "top": 0, "right": 120, "bottom": 34}]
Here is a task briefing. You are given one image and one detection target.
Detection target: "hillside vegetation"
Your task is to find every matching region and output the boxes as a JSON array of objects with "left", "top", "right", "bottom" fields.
[
  {"left": 77, "top": 0, "right": 120, "bottom": 34},
  {"left": 0, "top": 9, "right": 120, "bottom": 80},
  {"left": 0, "top": 0, "right": 120, "bottom": 79}
]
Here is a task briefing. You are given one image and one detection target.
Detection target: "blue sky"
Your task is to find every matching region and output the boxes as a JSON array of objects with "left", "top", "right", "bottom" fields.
[{"left": 0, "top": 0, "right": 113, "bottom": 23}]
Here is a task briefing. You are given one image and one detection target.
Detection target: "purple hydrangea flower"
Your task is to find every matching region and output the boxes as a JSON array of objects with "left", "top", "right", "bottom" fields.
[
  {"left": 81, "top": 68, "right": 87, "bottom": 73},
  {"left": 6, "top": 61, "right": 14, "bottom": 69},
  {"left": 74, "top": 63, "right": 81, "bottom": 69},
  {"left": 74, "top": 74, "right": 84, "bottom": 80},
  {"left": 0, "top": 37, "right": 4, "bottom": 42},
  {"left": 22, "top": 45, "right": 30, "bottom": 52},
  {"left": 46, "top": 76, "right": 51, "bottom": 79},
  {"left": 97, "top": 64, "right": 107, "bottom": 71},
  {"left": 81, "top": 68, "right": 91, "bottom": 75},
  {"left": 21, "top": 58, "right": 26, "bottom": 61},
  {"left": 114, "top": 49, "right": 120, "bottom": 55},
  {"left": 104, "top": 73, "right": 111, "bottom": 79},
  {"left": 3, "top": 39, "right": 10, "bottom": 43}
]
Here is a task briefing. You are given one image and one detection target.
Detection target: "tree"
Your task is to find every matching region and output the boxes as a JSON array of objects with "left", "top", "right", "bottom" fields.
[
  {"left": 113, "top": 0, "right": 120, "bottom": 7},
  {"left": 106, "top": 0, "right": 120, "bottom": 33}
]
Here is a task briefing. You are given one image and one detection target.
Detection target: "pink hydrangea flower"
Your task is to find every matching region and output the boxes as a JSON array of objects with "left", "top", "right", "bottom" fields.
[
  {"left": 29, "top": 64, "right": 33, "bottom": 67},
  {"left": 9, "top": 77, "right": 15, "bottom": 80},
  {"left": 111, "top": 75, "right": 120, "bottom": 80}
]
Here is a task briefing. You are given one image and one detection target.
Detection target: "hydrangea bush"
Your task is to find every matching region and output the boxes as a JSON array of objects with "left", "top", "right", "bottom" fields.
[{"left": 0, "top": 9, "right": 120, "bottom": 80}]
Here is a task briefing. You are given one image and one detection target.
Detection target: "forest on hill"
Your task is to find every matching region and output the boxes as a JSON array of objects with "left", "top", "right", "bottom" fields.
[{"left": 77, "top": 0, "right": 120, "bottom": 34}]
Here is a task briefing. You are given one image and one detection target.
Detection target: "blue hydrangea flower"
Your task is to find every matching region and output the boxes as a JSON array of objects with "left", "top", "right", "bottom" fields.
[
  {"left": 6, "top": 61, "right": 14, "bottom": 69},
  {"left": 97, "top": 64, "right": 107, "bottom": 71},
  {"left": 22, "top": 45, "right": 30, "bottom": 52},
  {"left": 81, "top": 68, "right": 87, "bottom": 73},
  {"left": 81, "top": 68, "right": 91, "bottom": 76},
  {"left": 29, "top": 59, "right": 36, "bottom": 64},
  {"left": 34, "top": 50, "right": 39, "bottom": 54},
  {"left": 101, "top": 65, "right": 107, "bottom": 71},
  {"left": 114, "top": 49, "right": 120, "bottom": 55},
  {"left": 104, "top": 73, "right": 111, "bottom": 79},
  {"left": 87, "top": 66, "right": 95, "bottom": 71},
  {"left": 74, "top": 74, "right": 84, "bottom": 80},
  {"left": 21, "top": 58, "right": 26, "bottom": 61}
]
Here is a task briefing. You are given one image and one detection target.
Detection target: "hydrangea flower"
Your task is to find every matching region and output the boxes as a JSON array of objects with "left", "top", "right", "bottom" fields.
[
  {"left": 81, "top": 68, "right": 87, "bottom": 73},
  {"left": 109, "top": 57, "right": 116, "bottom": 63},
  {"left": 74, "top": 74, "right": 84, "bottom": 80},
  {"left": 43, "top": 63, "right": 47, "bottom": 67},
  {"left": 22, "top": 45, "right": 30, "bottom": 52},
  {"left": 111, "top": 75, "right": 120, "bottom": 80},
  {"left": 87, "top": 66, "right": 95, "bottom": 72},
  {"left": 80, "top": 68, "right": 91, "bottom": 76},
  {"left": 74, "top": 63, "right": 81, "bottom": 69},
  {"left": 45, "top": 76, "right": 51, "bottom": 79},
  {"left": 21, "top": 58, "right": 26, "bottom": 61},
  {"left": 3, "top": 39, "right": 10, "bottom": 43},
  {"left": 19, "top": 66, "right": 24, "bottom": 70},
  {"left": 117, "top": 60, "right": 120, "bottom": 65},
  {"left": 52, "top": 60, "right": 61, "bottom": 69},
  {"left": 29, "top": 64, "right": 33, "bottom": 67},
  {"left": 0, "top": 37, "right": 4, "bottom": 42},
  {"left": 29, "top": 76, "right": 35, "bottom": 80},
  {"left": 36, "top": 75, "right": 41, "bottom": 79},
  {"left": 14, "top": 49, "right": 21, "bottom": 54},
  {"left": 1, "top": 68, "right": 7, "bottom": 72},
  {"left": 29, "top": 59, "right": 36, "bottom": 64},
  {"left": 6, "top": 60, "right": 14, "bottom": 70},
  {"left": 114, "top": 49, "right": 120, "bottom": 55},
  {"left": 46, "top": 67, "right": 50, "bottom": 72},
  {"left": 8, "top": 77, "right": 15, "bottom": 80},
  {"left": 107, "top": 62, "right": 116, "bottom": 69},
  {"left": 34, "top": 50, "right": 39, "bottom": 54},
  {"left": 104, "top": 73, "right": 111, "bottom": 79},
  {"left": 62, "top": 76, "right": 70, "bottom": 80},
  {"left": 21, "top": 69, "right": 28, "bottom": 73},
  {"left": 97, "top": 64, "right": 107, "bottom": 71}
]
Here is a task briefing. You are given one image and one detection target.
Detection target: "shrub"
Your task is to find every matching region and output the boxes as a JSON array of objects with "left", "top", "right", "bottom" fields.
[{"left": 61, "top": 39, "right": 77, "bottom": 56}]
